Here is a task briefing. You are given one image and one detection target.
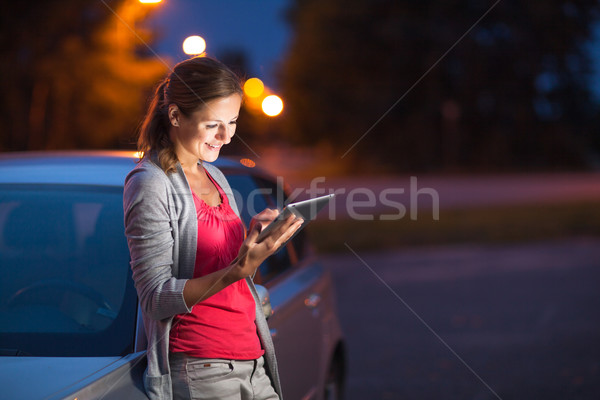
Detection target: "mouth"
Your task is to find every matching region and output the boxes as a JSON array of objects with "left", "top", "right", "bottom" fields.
[{"left": 206, "top": 143, "right": 222, "bottom": 151}]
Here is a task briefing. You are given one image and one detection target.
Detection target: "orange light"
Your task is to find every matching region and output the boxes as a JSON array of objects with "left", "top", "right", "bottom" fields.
[
  {"left": 139, "top": 0, "right": 162, "bottom": 3},
  {"left": 243, "top": 78, "right": 265, "bottom": 98},
  {"left": 262, "top": 95, "right": 283, "bottom": 117},
  {"left": 239, "top": 158, "right": 256, "bottom": 168},
  {"left": 183, "top": 36, "right": 206, "bottom": 55},
  {"left": 133, "top": 151, "right": 144, "bottom": 160}
]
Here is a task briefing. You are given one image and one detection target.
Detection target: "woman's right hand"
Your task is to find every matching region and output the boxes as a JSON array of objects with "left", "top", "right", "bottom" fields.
[{"left": 228, "top": 208, "right": 303, "bottom": 282}]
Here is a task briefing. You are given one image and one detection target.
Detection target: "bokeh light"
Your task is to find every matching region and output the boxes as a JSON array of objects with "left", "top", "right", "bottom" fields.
[
  {"left": 244, "top": 78, "right": 265, "bottom": 98},
  {"left": 239, "top": 158, "right": 256, "bottom": 168},
  {"left": 182, "top": 36, "right": 206, "bottom": 55},
  {"left": 262, "top": 95, "right": 283, "bottom": 117}
]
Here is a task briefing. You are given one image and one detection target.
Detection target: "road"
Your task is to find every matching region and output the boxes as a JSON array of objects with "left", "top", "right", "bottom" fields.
[{"left": 321, "top": 238, "right": 600, "bottom": 399}]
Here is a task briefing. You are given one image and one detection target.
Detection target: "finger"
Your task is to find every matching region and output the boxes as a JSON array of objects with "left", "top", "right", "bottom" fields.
[
  {"left": 251, "top": 209, "right": 279, "bottom": 231},
  {"left": 256, "top": 208, "right": 279, "bottom": 222},
  {"left": 263, "top": 213, "right": 293, "bottom": 239},
  {"left": 280, "top": 214, "right": 301, "bottom": 231},
  {"left": 273, "top": 218, "right": 304, "bottom": 247},
  {"left": 247, "top": 220, "right": 262, "bottom": 241}
]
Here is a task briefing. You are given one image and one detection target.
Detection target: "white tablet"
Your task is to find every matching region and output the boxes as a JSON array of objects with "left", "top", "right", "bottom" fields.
[{"left": 256, "top": 193, "right": 335, "bottom": 244}]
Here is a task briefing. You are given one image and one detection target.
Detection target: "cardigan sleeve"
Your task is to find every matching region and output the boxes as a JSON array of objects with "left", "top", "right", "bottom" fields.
[{"left": 123, "top": 165, "right": 193, "bottom": 321}]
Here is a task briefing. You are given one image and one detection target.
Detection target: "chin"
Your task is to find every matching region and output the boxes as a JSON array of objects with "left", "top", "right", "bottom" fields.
[{"left": 201, "top": 153, "right": 220, "bottom": 163}]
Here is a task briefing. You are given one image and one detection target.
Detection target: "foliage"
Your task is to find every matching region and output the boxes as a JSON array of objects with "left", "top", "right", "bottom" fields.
[
  {"left": 0, "top": 0, "right": 167, "bottom": 151},
  {"left": 280, "top": 0, "right": 600, "bottom": 172}
]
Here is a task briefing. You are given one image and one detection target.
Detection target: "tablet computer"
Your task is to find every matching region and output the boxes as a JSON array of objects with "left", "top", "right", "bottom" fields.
[{"left": 256, "top": 193, "right": 335, "bottom": 244}]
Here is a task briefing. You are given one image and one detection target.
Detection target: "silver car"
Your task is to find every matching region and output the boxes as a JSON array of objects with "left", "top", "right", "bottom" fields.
[{"left": 0, "top": 151, "right": 346, "bottom": 400}]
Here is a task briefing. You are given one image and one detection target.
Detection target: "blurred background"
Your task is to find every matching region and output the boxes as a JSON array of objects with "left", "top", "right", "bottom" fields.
[
  {"left": 3, "top": 0, "right": 600, "bottom": 174},
  {"left": 2, "top": 0, "right": 600, "bottom": 398}
]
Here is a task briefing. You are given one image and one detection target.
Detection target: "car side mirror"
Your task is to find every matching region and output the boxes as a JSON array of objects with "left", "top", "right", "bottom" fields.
[{"left": 255, "top": 284, "right": 273, "bottom": 320}]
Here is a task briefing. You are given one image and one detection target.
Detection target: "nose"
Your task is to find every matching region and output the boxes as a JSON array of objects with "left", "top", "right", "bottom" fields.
[{"left": 216, "top": 123, "right": 233, "bottom": 144}]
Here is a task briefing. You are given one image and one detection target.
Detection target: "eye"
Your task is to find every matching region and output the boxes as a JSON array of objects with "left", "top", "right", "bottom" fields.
[
  {"left": 205, "top": 123, "right": 218, "bottom": 129},
  {"left": 229, "top": 120, "right": 238, "bottom": 126}
]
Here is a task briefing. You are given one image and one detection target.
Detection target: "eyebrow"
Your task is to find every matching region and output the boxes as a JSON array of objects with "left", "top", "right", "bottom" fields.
[{"left": 208, "top": 115, "right": 239, "bottom": 123}]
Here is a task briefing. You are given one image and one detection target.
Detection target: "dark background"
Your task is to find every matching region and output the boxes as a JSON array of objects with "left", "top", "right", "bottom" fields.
[{"left": 2, "top": 0, "right": 600, "bottom": 174}]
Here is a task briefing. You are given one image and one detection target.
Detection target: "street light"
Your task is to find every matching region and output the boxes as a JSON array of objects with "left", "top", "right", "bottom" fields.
[
  {"left": 243, "top": 78, "right": 265, "bottom": 98},
  {"left": 262, "top": 95, "right": 283, "bottom": 117},
  {"left": 183, "top": 35, "right": 206, "bottom": 55},
  {"left": 139, "top": 0, "right": 162, "bottom": 3}
]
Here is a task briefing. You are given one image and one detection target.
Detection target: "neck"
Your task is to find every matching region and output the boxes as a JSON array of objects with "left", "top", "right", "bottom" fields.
[{"left": 173, "top": 147, "right": 200, "bottom": 170}]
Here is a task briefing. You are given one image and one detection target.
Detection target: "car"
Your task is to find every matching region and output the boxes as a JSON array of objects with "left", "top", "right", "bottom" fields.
[{"left": 0, "top": 151, "right": 346, "bottom": 400}]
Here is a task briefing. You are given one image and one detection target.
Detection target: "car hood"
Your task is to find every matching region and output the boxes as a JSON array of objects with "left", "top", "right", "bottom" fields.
[{"left": 1, "top": 352, "right": 146, "bottom": 399}]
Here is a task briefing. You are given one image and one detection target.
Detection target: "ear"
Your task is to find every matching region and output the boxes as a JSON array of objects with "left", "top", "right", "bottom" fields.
[{"left": 168, "top": 104, "right": 180, "bottom": 127}]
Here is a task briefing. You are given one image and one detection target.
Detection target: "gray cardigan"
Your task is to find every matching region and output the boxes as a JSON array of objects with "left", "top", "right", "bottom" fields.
[{"left": 123, "top": 156, "right": 282, "bottom": 400}]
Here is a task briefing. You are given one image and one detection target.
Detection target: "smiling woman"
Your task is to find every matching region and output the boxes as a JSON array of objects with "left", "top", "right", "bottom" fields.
[
  {"left": 167, "top": 94, "right": 241, "bottom": 166},
  {"left": 125, "top": 56, "right": 302, "bottom": 400},
  {"left": 137, "top": 56, "right": 244, "bottom": 173}
]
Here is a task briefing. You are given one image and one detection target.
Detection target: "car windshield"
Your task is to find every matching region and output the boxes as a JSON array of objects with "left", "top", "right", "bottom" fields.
[{"left": 0, "top": 184, "right": 137, "bottom": 357}]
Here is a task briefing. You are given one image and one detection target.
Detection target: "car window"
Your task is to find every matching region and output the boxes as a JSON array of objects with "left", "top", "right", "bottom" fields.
[
  {"left": 0, "top": 184, "right": 137, "bottom": 357},
  {"left": 226, "top": 174, "right": 293, "bottom": 283}
]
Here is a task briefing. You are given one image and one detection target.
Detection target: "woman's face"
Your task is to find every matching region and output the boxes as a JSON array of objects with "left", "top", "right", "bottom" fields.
[{"left": 169, "top": 94, "right": 242, "bottom": 164}]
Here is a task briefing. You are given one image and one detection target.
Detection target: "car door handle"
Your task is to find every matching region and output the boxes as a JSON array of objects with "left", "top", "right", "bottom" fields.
[{"left": 304, "top": 294, "right": 321, "bottom": 309}]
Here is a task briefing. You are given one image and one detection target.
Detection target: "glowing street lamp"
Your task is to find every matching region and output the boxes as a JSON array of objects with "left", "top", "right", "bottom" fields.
[
  {"left": 183, "top": 35, "right": 206, "bottom": 55},
  {"left": 243, "top": 78, "right": 265, "bottom": 98},
  {"left": 262, "top": 95, "right": 283, "bottom": 117}
]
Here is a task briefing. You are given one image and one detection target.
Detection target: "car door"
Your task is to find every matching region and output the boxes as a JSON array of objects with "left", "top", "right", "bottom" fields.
[
  {"left": 228, "top": 173, "right": 326, "bottom": 399},
  {"left": 265, "top": 255, "right": 328, "bottom": 400}
]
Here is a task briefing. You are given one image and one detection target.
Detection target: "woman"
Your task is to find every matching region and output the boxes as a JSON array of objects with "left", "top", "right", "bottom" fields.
[{"left": 123, "top": 56, "right": 301, "bottom": 400}]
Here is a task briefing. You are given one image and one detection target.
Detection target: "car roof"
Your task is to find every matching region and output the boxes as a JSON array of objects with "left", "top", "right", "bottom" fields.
[{"left": 0, "top": 151, "right": 257, "bottom": 187}]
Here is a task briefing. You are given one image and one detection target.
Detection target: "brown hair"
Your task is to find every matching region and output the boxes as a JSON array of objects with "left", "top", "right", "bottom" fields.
[{"left": 137, "top": 56, "right": 243, "bottom": 172}]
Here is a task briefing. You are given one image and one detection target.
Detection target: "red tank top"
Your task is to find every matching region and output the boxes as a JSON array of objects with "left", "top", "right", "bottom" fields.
[{"left": 169, "top": 171, "right": 264, "bottom": 360}]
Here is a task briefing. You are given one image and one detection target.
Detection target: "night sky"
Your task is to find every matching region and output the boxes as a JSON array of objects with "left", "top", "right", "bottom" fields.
[
  {"left": 145, "top": 1, "right": 600, "bottom": 100},
  {"left": 145, "top": 0, "right": 291, "bottom": 89}
]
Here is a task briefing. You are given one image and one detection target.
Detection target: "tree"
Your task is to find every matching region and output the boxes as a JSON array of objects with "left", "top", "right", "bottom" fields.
[
  {"left": 0, "top": 0, "right": 166, "bottom": 151},
  {"left": 280, "top": 0, "right": 600, "bottom": 172}
]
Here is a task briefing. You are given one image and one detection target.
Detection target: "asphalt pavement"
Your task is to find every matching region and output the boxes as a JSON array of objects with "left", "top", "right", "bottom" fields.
[{"left": 321, "top": 238, "right": 600, "bottom": 399}]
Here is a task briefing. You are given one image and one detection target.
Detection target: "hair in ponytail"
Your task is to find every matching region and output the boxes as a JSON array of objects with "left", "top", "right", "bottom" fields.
[{"left": 137, "top": 56, "right": 243, "bottom": 173}]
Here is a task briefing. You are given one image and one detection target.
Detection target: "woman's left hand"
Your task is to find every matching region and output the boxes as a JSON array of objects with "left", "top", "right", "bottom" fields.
[
  {"left": 228, "top": 208, "right": 303, "bottom": 281},
  {"left": 182, "top": 209, "right": 302, "bottom": 307}
]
